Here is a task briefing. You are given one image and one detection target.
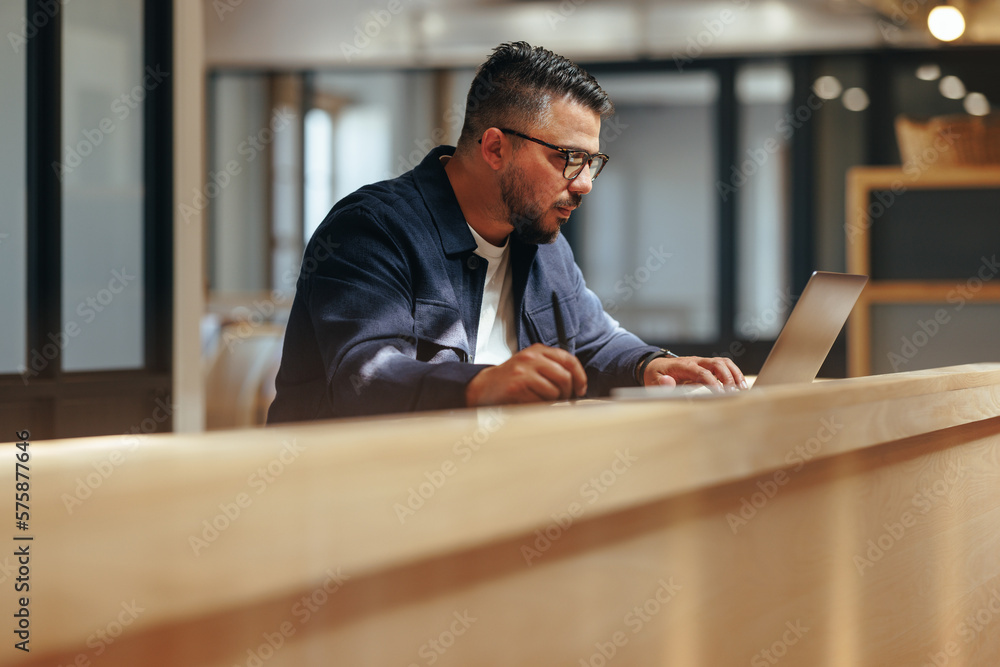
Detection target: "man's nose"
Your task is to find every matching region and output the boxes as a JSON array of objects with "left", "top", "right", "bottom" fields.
[{"left": 568, "top": 165, "right": 593, "bottom": 194}]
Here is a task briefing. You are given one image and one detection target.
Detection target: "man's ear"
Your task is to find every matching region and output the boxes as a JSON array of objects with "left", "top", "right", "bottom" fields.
[{"left": 479, "top": 127, "right": 506, "bottom": 172}]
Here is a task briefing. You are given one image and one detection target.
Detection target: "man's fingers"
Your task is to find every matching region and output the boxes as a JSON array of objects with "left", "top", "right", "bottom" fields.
[
  {"left": 531, "top": 344, "right": 588, "bottom": 397},
  {"left": 667, "top": 358, "right": 721, "bottom": 387},
  {"left": 723, "top": 357, "right": 748, "bottom": 388},
  {"left": 503, "top": 344, "right": 587, "bottom": 401},
  {"left": 532, "top": 360, "right": 574, "bottom": 399},
  {"left": 700, "top": 358, "right": 738, "bottom": 389},
  {"left": 651, "top": 373, "right": 677, "bottom": 388},
  {"left": 693, "top": 365, "right": 727, "bottom": 393},
  {"left": 520, "top": 375, "right": 565, "bottom": 402},
  {"left": 651, "top": 356, "right": 747, "bottom": 393},
  {"left": 466, "top": 344, "right": 592, "bottom": 406}
]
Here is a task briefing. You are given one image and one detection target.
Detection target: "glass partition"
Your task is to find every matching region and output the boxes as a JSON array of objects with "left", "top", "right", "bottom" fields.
[
  {"left": 735, "top": 61, "right": 792, "bottom": 340},
  {"left": 61, "top": 0, "right": 146, "bottom": 371},
  {"left": 0, "top": 1, "right": 27, "bottom": 374},
  {"left": 576, "top": 70, "right": 720, "bottom": 343}
]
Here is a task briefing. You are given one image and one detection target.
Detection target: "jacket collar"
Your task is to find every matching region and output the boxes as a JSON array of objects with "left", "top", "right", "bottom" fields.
[
  {"left": 412, "top": 145, "right": 539, "bottom": 278},
  {"left": 412, "top": 145, "right": 478, "bottom": 258}
]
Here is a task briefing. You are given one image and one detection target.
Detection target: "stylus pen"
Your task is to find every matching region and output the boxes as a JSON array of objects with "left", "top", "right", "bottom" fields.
[{"left": 552, "top": 291, "right": 568, "bottom": 351}]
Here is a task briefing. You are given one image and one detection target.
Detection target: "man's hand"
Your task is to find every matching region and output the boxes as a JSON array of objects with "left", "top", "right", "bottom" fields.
[
  {"left": 643, "top": 355, "right": 747, "bottom": 393},
  {"left": 466, "top": 343, "right": 588, "bottom": 406}
]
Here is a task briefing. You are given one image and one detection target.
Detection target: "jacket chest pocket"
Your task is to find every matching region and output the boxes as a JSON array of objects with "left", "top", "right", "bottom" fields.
[
  {"left": 413, "top": 299, "right": 471, "bottom": 363},
  {"left": 525, "top": 294, "right": 579, "bottom": 353}
]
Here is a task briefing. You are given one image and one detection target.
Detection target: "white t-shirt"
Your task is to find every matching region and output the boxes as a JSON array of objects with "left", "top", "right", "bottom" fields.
[{"left": 467, "top": 224, "right": 517, "bottom": 365}]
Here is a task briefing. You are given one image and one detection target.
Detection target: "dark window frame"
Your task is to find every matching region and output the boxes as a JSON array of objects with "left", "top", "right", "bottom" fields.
[{"left": 0, "top": 0, "right": 173, "bottom": 440}]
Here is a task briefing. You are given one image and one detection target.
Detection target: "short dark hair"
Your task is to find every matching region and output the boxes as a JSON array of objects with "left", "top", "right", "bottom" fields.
[{"left": 456, "top": 42, "right": 614, "bottom": 149}]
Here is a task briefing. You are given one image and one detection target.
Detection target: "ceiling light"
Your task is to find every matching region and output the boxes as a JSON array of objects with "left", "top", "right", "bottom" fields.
[
  {"left": 928, "top": 5, "right": 965, "bottom": 42},
  {"left": 842, "top": 87, "right": 870, "bottom": 112},
  {"left": 939, "top": 75, "right": 966, "bottom": 99},
  {"left": 916, "top": 64, "right": 941, "bottom": 81},
  {"left": 964, "top": 93, "right": 990, "bottom": 116},
  {"left": 813, "top": 76, "right": 843, "bottom": 100}
]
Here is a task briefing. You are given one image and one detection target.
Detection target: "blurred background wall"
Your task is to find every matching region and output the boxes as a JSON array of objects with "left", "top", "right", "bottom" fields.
[{"left": 3, "top": 0, "right": 1000, "bottom": 439}]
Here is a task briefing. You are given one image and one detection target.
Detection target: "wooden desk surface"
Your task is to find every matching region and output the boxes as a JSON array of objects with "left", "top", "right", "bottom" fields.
[{"left": 5, "top": 364, "right": 1000, "bottom": 666}]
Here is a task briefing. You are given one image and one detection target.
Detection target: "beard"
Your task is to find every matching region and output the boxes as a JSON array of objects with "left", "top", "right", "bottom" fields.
[{"left": 499, "top": 163, "right": 581, "bottom": 245}]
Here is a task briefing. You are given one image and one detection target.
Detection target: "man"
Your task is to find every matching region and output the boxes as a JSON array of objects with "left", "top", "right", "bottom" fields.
[{"left": 268, "top": 42, "right": 745, "bottom": 423}]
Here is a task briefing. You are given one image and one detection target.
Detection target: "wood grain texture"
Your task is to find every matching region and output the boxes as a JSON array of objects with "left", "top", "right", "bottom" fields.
[
  {"left": 863, "top": 282, "right": 1000, "bottom": 303},
  {"left": 4, "top": 364, "right": 1000, "bottom": 665}
]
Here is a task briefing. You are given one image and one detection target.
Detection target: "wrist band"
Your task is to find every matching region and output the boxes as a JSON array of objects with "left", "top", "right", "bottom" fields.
[{"left": 635, "top": 349, "right": 680, "bottom": 385}]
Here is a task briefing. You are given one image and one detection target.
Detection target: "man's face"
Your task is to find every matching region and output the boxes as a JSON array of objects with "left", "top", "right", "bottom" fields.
[{"left": 500, "top": 97, "right": 601, "bottom": 244}]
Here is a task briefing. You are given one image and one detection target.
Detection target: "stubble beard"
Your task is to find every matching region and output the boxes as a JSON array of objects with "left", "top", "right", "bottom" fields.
[{"left": 498, "top": 164, "right": 581, "bottom": 245}]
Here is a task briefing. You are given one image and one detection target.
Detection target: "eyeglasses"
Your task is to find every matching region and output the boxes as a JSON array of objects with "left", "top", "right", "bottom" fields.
[{"left": 498, "top": 128, "right": 609, "bottom": 181}]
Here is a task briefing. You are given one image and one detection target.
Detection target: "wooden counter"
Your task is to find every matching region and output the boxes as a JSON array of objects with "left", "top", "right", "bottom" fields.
[{"left": 5, "top": 364, "right": 1000, "bottom": 666}]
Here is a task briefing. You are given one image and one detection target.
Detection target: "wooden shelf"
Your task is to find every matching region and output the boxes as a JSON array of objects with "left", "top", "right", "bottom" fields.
[
  {"left": 862, "top": 281, "right": 1000, "bottom": 302},
  {"left": 845, "top": 166, "right": 1000, "bottom": 377}
]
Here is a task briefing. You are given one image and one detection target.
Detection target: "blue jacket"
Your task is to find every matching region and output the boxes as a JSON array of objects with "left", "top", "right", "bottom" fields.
[{"left": 267, "top": 145, "right": 658, "bottom": 422}]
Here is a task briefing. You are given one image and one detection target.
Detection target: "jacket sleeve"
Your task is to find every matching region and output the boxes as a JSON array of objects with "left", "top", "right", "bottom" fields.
[
  {"left": 302, "top": 206, "right": 488, "bottom": 417},
  {"left": 563, "top": 250, "right": 660, "bottom": 396}
]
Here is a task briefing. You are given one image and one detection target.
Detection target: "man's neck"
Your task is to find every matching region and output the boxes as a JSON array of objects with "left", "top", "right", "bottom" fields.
[{"left": 443, "top": 152, "right": 511, "bottom": 247}]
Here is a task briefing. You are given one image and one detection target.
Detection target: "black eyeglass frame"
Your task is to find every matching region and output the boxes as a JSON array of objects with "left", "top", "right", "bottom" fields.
[{"left": 494, "top": 128, "right": 609, "bottom": 181}]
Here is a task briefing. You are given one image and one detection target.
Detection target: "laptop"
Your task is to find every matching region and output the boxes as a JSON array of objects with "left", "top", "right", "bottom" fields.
[{"left": 612, "top": 271, "right": 869, "bottom": 398}]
